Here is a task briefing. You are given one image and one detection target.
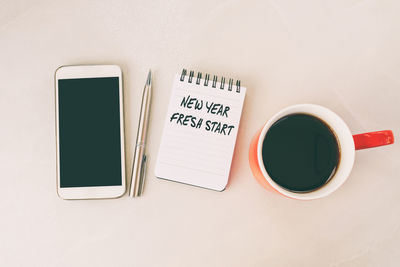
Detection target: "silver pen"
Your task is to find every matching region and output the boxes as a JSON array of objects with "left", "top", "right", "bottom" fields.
[{"left": 129, "top": 70, "right": 152, "bottom": 197}]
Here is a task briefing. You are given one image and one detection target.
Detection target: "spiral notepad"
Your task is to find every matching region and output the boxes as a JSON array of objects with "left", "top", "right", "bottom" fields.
[{"left": 155, "top": 69, "right": 246, "bottom": 191}]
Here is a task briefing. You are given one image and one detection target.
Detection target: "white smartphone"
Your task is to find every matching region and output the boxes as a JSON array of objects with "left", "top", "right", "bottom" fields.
[{"left": 55, "top": 65, "right": 126, "bottom": 199}]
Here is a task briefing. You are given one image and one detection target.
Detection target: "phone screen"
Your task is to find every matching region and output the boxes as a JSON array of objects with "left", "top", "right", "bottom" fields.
[{"left": 58, "top": 77, "right": 122, "bottom": 187}]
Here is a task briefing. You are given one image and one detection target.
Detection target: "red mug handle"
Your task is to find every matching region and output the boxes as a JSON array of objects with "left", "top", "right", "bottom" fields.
[{"left": 353, "top": 130, "right": 394, "bottom": 150}]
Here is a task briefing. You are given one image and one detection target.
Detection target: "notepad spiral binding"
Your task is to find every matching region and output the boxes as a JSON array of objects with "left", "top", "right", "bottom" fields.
[{"left": 180, "top": 69, "right": 241, "bottom": 93}]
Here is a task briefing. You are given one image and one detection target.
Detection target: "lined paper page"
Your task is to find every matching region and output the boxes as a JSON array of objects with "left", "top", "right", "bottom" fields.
[{"left": 155, "top": 74, "right": 246, "bottom": 191}]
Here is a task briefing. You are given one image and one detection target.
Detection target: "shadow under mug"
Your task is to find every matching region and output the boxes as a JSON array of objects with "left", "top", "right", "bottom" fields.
[{"left": 249, "top": 104, "right": 394, "bottom": 200}]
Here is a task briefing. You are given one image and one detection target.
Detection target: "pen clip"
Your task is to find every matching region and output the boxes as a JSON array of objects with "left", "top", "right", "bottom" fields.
[{"left": 138, "top": 155, "right": 147, "bottom": 196}]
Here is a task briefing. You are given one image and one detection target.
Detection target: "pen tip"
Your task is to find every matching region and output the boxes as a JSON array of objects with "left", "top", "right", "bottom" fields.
[{"left": 146, "top": 70, "right": 151, "bottom": 85}]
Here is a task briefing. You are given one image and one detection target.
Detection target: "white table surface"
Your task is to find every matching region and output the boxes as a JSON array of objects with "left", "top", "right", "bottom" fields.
[{"left": 1, "top": 0, "right": 399, "bottom": 266}]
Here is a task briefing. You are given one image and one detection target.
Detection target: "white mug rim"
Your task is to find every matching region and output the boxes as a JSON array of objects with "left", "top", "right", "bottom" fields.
[{"left": 256, "top": 104, "right": 355, "bottom": 200}]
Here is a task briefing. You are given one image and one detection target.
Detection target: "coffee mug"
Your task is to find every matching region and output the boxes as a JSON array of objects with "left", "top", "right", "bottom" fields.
[{"left": 249, "top": 104, "right": 394, "bottom": 200}]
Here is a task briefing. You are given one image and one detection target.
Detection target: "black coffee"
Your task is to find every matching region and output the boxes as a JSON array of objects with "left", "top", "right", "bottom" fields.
[{"left": 262, "top": 114, "right": 340, "bottom": 192}]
